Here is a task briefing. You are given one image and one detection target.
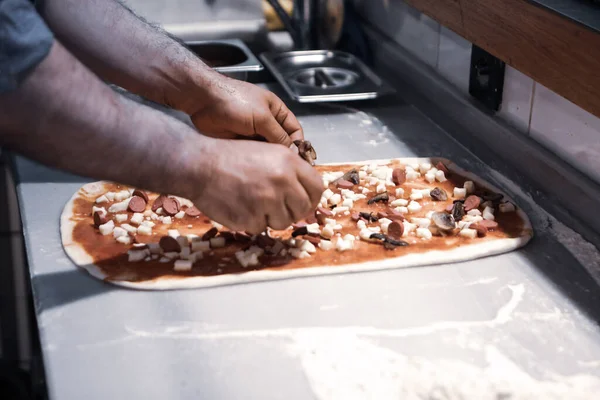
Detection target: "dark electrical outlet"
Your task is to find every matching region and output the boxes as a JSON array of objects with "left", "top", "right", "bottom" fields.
[{"left": 469, "top": 45, "right": 505, "bottom": 111}]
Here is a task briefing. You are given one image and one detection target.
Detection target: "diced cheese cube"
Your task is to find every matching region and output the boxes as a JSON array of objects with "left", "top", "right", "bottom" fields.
[
  {"left": 179, "top": 247, "right": 191, "bottom": 259},
  {"left": 343, "top": 234, "right": 356, "bottom": 242},
  {"left": 150, "top": 212, "right": 160, "bottom": 221},
  {"left": 95, "top": 195, "right": 109, "bottom": 204},
  {"left": 174, "top": 211, "right": 186, "bottom": 219},
  {"left": 329, "top": 193, "right": 342, "bottom": 205},
  {"left": 362, "top": 187, "right": 370, "bottom": 194},
  {"left": 419, "top": 163, "right": 432, "bottom": 174},
  {"left": 335, "top": 238, "right": 353, "bottom": 252},
  {"left": 321, "top": 225, "right": 335, "bottom": 239},
  {"left": 416, "top": 228, "right": 433, "bottom": 240},
  {"left": 322, "top": 178, "right": 330, "bottom": 188},
  {"left": 130, "top": 213, "right": 144, "bottom": 225},
  {"left": 210, "top": 237, "right": 226, "bottom": 248},
  {"left": 342, "top": 198, "right": 354, "bottom": 208},
  {"left": 499, "top": 202, "right": 516, "bottom": 213},
  {"left": 247, "top": 246, "right": 264, "bottom": 257},
  {"left": 407, "top": 201, "right": 422, "bottom": 213},
  {"left": 464, "top": 181, "right": 475, "bottom": 194},
  {"left": 409, "top": 162, "right": 420, "bottom": 170},
  {"left": 333, "top": 224, "right": 343, "bottom": 230},
  {"left": 402, "top": 222, "right": 417, "bottom": 237},
  {"left": 420, "top": 189, "right": 431, "bottom": 198},
  {"left": 161, "top": 216, "right": 172, "bottom": 225},
  {"left": 127, "top": 249, "right": 148, "bottom": 262},
  {"left": 358, "top": 170, "right": 367, "bottom": 179},
  {"left": 459, "top": 228, "right": 477, "bottom": 239},
  {"left": 333, "top": 206, "right": 349, "bottom": 215},
  {"left": 378, "top": 217, "right": 392, "bottom": 226},
  {"left": 191, "top": 240, "right": 211, "bottom": 252},
  {"left": 395, "top": 206, "right": 409, "bottom": 214},
  {"left": 112, "top": 226, "right": 127, "bottom": 238},
  {"left": 174, "top": 259, "right": 193, "bottom": 271},
  {"left": 467, "top": 209, "right": 482, "bottom": 216},
  {"left": 115, "top": 214, "right": 128, "bottom": 223},
  {"left": 323, "top": 188, "right": 334, "bottom": 200},
  {"left": 143, "top": 209, "right": 153, "bottom": 217},
  {"left": 454, "top": 187, "right": 467, "bottom": 199},
  {"left": 425, "top": 211, "right": 435, "bottom": 219},
  {"left": 105, "top": 192, "right": 116, "bottom": 201},
  {"left": 92, "top": 206, "right": 107, "bottom": 217},
  {"left": 406, "top": 170, "right": 420, "bottom": 181},
  {"left": 141, "top": 221, "right": 155, "bottom": 228},
  {"left": 464, "top": 215, "right": 484, "bottom": 223},
  {"left": 299, "top": 240, "right": 317, "bottom": 254},
  {"left": 290, "top": 249, "right": 311, "bottom": 259},
  {"left": 177, "top": 236, "right": 189, "bottom": 249},
  {"left": 114, "top": 190, "right": 131, "bottom": 202},
  {"left": 425, "top": 173, "right": 436, "bottom": 184},
  {"left": 318, "top": 240, "right": 334, "bottom": 251},
  {"left": 116, "top": 235, "right": 131, "bottom": 245},
  {"left": 368, "top": 226, "right": 381, "bottom": 233},
  {"left": 368, "top": 177, "right": 379, "bottom": 186},
  {"left": 325, "top": 218, "right": 337, "bottom": 226},
  {"left": 163, "top": 251, "right": 179, "bottom": 259},
  {"left": 372, "top": 167, "right": 389, "bottom": 179},
  {"left": 390, "top": 198, "right": 409, "bottom": 207},
  {"left": 357, "top": 220, "right": 367, "bottom": 230},
  {"left": 411, "top": 218, "right": 431, "bottom": 228},
  {"left": 360, "top": 165, "right": 369, "bottom": 171},
  {"left": 483, "top": 207, "right": 495, "bottom": 221},
  {"left": 359, "top": 229, "right": 376, "bottom": 241},
  {"left": 211, "top": 221, "right": 224, "bottom": 230},
  {"left": 435, "top": 170, "right": 447, "bottom": 183},
  {"left": 147, "top": 243, "right": 162, "bottom": 254},
  {"left": 155, "top": 207, "right": 164, "bottom": 215},
  {"left": 395, "top": 188, "right": 405, "bottom": 197},
  {"left": 306, "top": 223, "right": 321, "bottom": 235},
  {"left": 410, "top": 190, "right": 423, "bottom": 200},
  {"left": 167, "top": 229, "right": 180, "bottom": 239},
  {"left": 108, "top": 198, "right": 131, "bottom": 213},
  {"left": 457, "top": 221, "right": 472, "bottom": 230},
  {"left": 121, "top": 224, "right": 137, "bottom": 234},
  {"left": 137, "top": 225, "right": 152, "bottom": 235}
]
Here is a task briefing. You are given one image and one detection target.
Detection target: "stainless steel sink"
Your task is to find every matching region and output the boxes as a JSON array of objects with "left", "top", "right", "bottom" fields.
[
  {"left": 260, "top": 50, "right": 394, "bottom": 102},
  {"left": 186, "top": 39, "right": 263, "bottom": 81}
]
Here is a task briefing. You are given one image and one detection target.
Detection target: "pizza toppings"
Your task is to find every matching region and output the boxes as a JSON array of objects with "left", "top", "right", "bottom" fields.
[
  {"left": 294, "top": 140, "right": 317, "bottom": 165},
  {"left": 128, "top": 196, "right": 146, "bottom": 213},
  {"left": 431, "top": 212, "right": 455, "bottom": 231},
  {"left": 161, "top": 197, "right": 180, "bottom": 216},
  {"left": 451, "top": 202, "right": 466, "bottom": 221},
  {"left": 453, "top": 187, "right": 467, "bottom": 199},
  {"left": 93, "top": 211, "right": 108, "bottom": 227},
  {"left": 368, "top": 192, "right": 389, "bottom": 205},
  {"left": 430, "top": 187, "right": 448, "bottom": 201}
]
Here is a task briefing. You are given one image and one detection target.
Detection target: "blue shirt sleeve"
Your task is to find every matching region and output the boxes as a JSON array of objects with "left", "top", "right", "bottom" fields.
[{"left": 0, "top": 0, "right": 54, "bottom": 93}]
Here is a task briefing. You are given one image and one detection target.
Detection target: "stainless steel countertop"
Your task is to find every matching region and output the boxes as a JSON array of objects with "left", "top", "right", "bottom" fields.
[{"left": 13, "top": 86, "right": 600, "bottom": 399}]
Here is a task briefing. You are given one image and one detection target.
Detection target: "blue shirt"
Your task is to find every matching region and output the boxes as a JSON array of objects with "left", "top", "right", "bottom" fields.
[{"left": 0, "top": 0, "right": 54, "bottom": 93}]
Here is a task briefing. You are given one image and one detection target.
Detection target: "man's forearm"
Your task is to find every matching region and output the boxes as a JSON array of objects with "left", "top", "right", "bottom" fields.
[
  {"left": 37, "top": 0, "right": 215, "bottom": 113},
  {"left": 0, "top": 41, "right": 215, "bottom": 199}
]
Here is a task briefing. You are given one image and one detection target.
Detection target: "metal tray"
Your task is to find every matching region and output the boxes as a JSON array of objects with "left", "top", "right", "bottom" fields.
[
  {"left": 186, "top": 39, "right": 263, "bottom": 80},
  {"left": 260, "top": 50, "right": 394, "bottom": 102}
]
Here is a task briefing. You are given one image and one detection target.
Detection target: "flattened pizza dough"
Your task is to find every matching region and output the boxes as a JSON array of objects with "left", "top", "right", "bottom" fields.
[{"left": 60, "top": 158, "right": 533, "bottom": 290}]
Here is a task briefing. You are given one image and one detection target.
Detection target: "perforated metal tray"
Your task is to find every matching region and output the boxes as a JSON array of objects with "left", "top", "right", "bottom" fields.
[{"left": 260, "top": 50, "right": 394, "bottom": 103}]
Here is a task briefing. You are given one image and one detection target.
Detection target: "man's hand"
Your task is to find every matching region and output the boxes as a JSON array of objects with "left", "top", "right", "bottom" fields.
[
  {"left": 184, "top": 76, "right": 304, "bottom": 147},
  {"left": 191, "top": 140, "right": 323, "bottom": 234}
]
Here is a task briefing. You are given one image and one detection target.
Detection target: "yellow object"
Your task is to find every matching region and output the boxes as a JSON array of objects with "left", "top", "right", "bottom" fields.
[{"left": 263, "top": 0, "right": 293, "bottom": 31}]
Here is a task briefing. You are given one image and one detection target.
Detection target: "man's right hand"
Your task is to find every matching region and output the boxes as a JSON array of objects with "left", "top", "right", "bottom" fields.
[{"left": 191, "top": 140, "right": 324, "bottom": 234}]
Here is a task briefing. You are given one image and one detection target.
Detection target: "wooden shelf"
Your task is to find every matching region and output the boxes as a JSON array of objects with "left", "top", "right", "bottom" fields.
[{"left": 404, "top": 0, "right": 600, "bottom": 119}]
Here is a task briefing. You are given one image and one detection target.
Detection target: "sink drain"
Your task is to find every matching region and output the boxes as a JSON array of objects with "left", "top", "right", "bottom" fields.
[{"left": 290, "top": 67, "right": 358, "bottom": 89}]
